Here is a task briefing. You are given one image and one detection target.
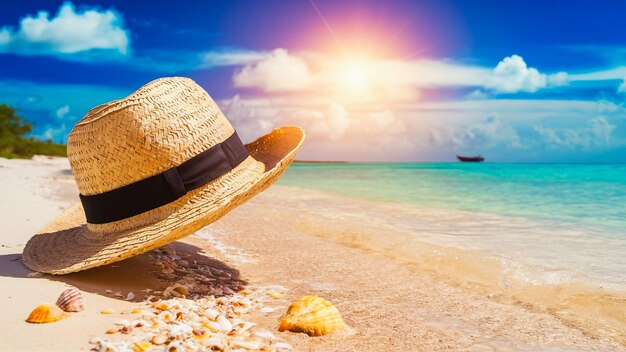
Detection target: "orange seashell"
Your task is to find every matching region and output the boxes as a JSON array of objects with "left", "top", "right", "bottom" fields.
[
  {"left": 278, "top": 295, "right": 345, "bottom": 336},
  {"left": 56, "top": 287, "right": 84, "bottom": 312},
  {"left": 132, "top": 342, "right": 151, "bottom": 352},
  {"left": 268, "top": 292, "right": 284, "bottom": 299},
  {"left": 26, "top": 304, "right": 66, "bottom": 323},
  {"left": 154, "top": 302, "right": 168, "bottom": 311}
]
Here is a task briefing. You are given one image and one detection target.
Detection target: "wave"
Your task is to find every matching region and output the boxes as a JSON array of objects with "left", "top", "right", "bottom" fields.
[{"left": 297, "top": 209, "right": 626, "bottom": 345}]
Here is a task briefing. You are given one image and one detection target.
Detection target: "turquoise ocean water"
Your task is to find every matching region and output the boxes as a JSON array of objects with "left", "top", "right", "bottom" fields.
[
  {"left": 278, "top": 163, "right": 626, "bottom": 286},
  {"left": 280, "top": 163, "right": 626, "bottom": 230}
]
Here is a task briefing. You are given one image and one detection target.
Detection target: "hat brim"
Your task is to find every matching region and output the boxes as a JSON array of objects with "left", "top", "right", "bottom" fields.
[{"left": 22, "top": 126, "right": 304, "bottom": 274}]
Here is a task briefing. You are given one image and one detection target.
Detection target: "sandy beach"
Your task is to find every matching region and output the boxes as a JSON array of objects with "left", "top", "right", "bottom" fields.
[{"left": 1, "top": 156, "right": 624, "bottom": 351}]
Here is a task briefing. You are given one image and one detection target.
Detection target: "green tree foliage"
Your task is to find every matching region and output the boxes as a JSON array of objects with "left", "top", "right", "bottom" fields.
[{"left": 0, "top": 104, "right": 67, "bottom": 159}]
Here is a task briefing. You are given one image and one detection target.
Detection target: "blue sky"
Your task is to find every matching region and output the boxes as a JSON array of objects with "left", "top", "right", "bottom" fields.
[{"left": 1, "top": 0, "right": 626, "bottom": 162}]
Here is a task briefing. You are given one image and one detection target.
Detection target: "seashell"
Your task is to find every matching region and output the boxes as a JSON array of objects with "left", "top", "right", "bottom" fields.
[
  {"left": 154, "top": 302, "right": 168, "bottom": 310},
  {"left": 203, "top": 337, "right": 225, "bottom": 350},
  {"left": 278, "top": 295, "right": 345, "bottom": 336},
  {"left": 230, "top": 339, "right": 260, "bottom": 350},
  {"left": 252, "top": 328, "right": 276, "bottom": 340},
  {"left": 26, "top": 304, "right": 66, "bottom": 323},
  {"left": 204, "top": 308, "right": 219, "bottom": 320},
  {"left": 274, "top": 342, "right": 294, "bottom": 350},
  {"left": 260, "top": 307, "right": 276, "bottom": 313},
  {"left": 238, "top": 321, "right": 256, "bottom": 332},
  {"left": 152, "top": 334, "right": 168, "bottom": 345},
  {"left": 125, "top": 292, "right": 135, "bottom": 300},
  {"left": 56, "top": 287, "right": 84, "bottom": 312},
  {"left": 203, "top": 320, "right": 220, "bottom": 332},
  {"left": 238, "top": 297, "right": 251, "bottom": 307},
  {"left": 170, "top": 323, "right": 192, "bottom": 337},
  {"left": 114, "top": 319, "right": 130, "bottom": 326},
  {"left": 132, "top": 342, "right": 151, "bottom": 352},
  {"left": 268, "top": 292, "right": 284, "bottom": 299},
  {"left": 105, "top": 328, "right": 117, "bottom": 334},
  {"left": 216, "top": 315, "right": 232, "bottom": 332},
  {"left": 192, "top": 329, "right": 207, "bottom": 340},
  {"left": 171, "top": 283, "right": 189, "bottom": 296},
  {"left": 165, "top": 340, "right": 182, "bottom": 352}
]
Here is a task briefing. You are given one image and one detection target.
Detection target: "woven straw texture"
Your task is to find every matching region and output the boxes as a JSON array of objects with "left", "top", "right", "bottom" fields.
[{"left": 22, "top": 77, "right": 304, "bottom": 274}]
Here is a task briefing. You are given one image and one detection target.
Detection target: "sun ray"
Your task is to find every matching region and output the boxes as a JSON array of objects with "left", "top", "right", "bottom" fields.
[{"left": 309, "top": 0, "right": 343, "bottom": 48}]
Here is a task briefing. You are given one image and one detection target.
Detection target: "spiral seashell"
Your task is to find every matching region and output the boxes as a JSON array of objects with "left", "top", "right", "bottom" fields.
[
  {"left": 278, "top": 295, "right": 345, "bottom": 336},
  {"left": 26, "top": 304, "right": 66, "bottom": 323},
  {"left": 56, "top": 287, "right": 85, "bottom": 312}
]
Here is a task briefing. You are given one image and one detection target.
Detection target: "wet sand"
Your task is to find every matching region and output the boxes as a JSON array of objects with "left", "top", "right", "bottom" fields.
[{"left": 0, "top": 156, "right": 623, "bottom": 351}]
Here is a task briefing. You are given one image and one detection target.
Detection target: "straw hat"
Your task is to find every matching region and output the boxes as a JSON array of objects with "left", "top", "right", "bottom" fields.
[{"left": 22, "top": 77, "right": 304, "bottom": 274}]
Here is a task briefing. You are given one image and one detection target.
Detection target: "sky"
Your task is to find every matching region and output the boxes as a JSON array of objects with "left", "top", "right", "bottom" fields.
[{"left": 1, "top": 1, "right": 626, "bottom": 162}]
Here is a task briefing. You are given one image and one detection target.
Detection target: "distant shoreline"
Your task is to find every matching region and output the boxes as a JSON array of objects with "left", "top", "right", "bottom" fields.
[{"left": 293, "top": 160, "right": 347, "bottom": 164}]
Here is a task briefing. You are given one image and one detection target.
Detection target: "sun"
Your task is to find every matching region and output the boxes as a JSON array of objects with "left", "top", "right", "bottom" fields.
[
  {"left": 345, "top": 63, "right": 368, "bottom": 87},
  {"left": 336, "top": 56, "right": 373, "bottom": 92},
  {"left": 325, "top": 53, "right": 390, "bottom": 101}
]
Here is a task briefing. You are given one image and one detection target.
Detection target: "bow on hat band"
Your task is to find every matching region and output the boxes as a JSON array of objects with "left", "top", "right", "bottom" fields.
[{"left": 79, "top": 132, "right": 249, "bottom": 224}]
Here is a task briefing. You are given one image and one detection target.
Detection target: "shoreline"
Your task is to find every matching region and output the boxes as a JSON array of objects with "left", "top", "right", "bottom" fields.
[
  {"left": 277, "top": 182, "right": 626, "bottom": 288},
  {"left": 0, "top": 156, "right": 624, "bottom": 351}
]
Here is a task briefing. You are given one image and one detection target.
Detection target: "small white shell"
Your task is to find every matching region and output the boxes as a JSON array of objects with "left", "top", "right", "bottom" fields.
[
  {"left": 252, "top": 329, "right": 277, "bottom": 340},
  {"left": 114, "top": 319, "right": 130, "bottom": 326},
  {"left": 274, "top": 342, "right": 294, "bottom": 350},
  {"left": 204, "top": 308, "right": 219, "bottom": 321},
  {"left": 230, "top": 339, "right": 260, "bottom": 350},
  {"left": 204, "top": 337, "right": 225, "bottom": 350},
  {"left": 204, "top": 320, "right": 220, "bottom": 332},
  {"left": 216, "top": 315, "right": 232, "bottom": 332}
]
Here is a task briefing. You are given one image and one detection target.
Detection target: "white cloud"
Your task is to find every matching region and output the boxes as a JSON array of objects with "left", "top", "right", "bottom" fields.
[
  {"left": 218, "top": 94, "right": 277, "bottom": 142},
  {"left": 486, "top": 55, "right": 566, "bottom": 93},
  {"left": 533, "top": 116, "right": 616, "bottom": 150},
  {"left": 233, "top": 49, "right": 311, "bottom": 92},
  {"left": 548, "top": 71, "right": 569, "bottom": 87},
  {"left": 488, "top": 55, "right": 546, "bottom": 93},
  {"left": 618, "top": 78, "right": 626, "bottom": 94},
  {"left": 214, "top": 93, "right": 626, "bottom": 161},
  {"left": 37, "top": 105, "right": 75, "bottom": 142},
  {"left": 430, "top": 114, "right": 523, "bottom": 150},
  {"left": 229, "top": 50, "right": 569, "bottom": 98},
  {"left": 304, "top": 103, "right": 351, "bottom": 141},
  {"left": 217, "top": 94, "right": 416, "bottom": 160},
  {"left": 39, "top": 123, "right": 67, "bottom": 142},
  {"left": 201, "top": 49, "right": 268, "bottom": 68},
  {"left": 568, "top": 66, "right": 626, "bottom": 82},
  {"left": 467, "top": 90, "right": 489, "bottom": 100},
  {"left": 54, "top": 105, "right": 70, "bottom": 119},
  {"left": 0, "top": 2, "right": 129, "bottom": 57}
]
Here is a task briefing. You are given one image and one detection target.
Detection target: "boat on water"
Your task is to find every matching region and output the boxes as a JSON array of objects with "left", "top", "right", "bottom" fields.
[{"left": 457, "top": 155, "right": 484, "bottom": 162}]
